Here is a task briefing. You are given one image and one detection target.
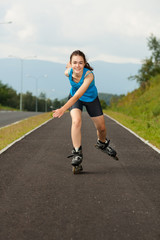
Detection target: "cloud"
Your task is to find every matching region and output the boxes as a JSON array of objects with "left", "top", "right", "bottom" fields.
[{"left": 1, "top": 0, "right": 160, "bottom": 63}]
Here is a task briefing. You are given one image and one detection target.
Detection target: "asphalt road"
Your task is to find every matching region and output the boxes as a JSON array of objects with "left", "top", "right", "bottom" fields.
[
  {"left": 0, "top": 112, "right": 160, "bottom": 240},
  {"left": 0, "top": 111, "right": 42, "bottom": 128}
]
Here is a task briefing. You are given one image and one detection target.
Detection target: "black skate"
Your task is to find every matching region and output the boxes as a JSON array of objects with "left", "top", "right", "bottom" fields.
[
  {"left": 67, "top": 147, "right": 83, "bottom": 174},
  {"left": 95, "top": 139, "right": 118, "bottom": 160}
]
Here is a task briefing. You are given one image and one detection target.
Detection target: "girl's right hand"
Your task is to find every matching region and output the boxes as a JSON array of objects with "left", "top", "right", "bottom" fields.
[{"left": 52, "top": 107, "right": 65, "bottom": 118}]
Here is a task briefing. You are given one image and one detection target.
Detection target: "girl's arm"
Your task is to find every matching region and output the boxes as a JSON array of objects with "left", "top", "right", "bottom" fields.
[{"left": 52, "top": 72, "right": 94, "bottom": 118}]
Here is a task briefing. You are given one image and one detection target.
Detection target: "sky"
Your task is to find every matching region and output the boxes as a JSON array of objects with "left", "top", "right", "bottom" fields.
[{"left": 1, "top": 0, "right": 160, "bottom": 64}]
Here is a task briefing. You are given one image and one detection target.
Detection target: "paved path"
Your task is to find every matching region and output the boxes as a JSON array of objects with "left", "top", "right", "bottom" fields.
[
  {"left": 0, "top": 111, "right": 42, "bottom": 128},
  {"left": 0, "top": 113, "right": 160, "bottom": 240}
]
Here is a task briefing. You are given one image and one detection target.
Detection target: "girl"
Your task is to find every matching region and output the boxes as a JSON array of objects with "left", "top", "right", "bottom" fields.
[{"left": 53, "top": 50, "right": 116, "bottom": 167}]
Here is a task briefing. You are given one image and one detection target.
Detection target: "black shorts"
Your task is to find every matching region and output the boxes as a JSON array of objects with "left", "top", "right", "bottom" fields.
[{"left": 68, "top": 94, "right": 103, "bottom": 117}]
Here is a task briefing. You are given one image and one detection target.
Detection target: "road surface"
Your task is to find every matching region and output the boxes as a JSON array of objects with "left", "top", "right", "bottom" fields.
[
  {"left": 0, "top": 111, "right": 42, "bottom": 128},
  {"left": 0, "top": 112, "right": 160, "bottom": 240}
]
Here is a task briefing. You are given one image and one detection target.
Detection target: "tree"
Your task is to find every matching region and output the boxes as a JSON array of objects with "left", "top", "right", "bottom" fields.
[
  {"left": 23, "top": 92, "right": 36, "bottom": 111},
  {"left": 0, "top": 81, "right": 19, "bottom": 108},
  {"left": 129, "top": 34, "right": 160, "bottom": 86},
  {"left": 0, "top": 80, "right": 60, "bottom": 112},
  {"left": 100, "top": 100, "right": 107, "bottom": 109},
  {"left": 39, "top": 92, "right": 46, "bottom": 100},
  {"left": 52, "top": 98, "right": 61, "bottom": 109},
  {"left": 148, "top": 34, "right": 160, "bottom": 64}
]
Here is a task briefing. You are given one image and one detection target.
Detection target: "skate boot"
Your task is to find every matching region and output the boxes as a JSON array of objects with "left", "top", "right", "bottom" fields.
[
  {"left": 96, "top": 139, "right": 110, "bottom": 150},
  {"left": 67, "top": 146, "right": 83, "bottom": 174},
  {"left": 95, "top": 139, "right": 118, "bottom": 159}
]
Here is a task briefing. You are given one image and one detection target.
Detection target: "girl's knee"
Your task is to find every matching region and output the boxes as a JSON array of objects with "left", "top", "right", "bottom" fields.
[{"left": 72, "top": 118, "right": 82, "bottom": 128}]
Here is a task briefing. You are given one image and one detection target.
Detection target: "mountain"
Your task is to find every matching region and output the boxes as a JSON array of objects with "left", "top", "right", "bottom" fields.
[{"left": 0, "top": 58, "right": 140, "bottom": 100}]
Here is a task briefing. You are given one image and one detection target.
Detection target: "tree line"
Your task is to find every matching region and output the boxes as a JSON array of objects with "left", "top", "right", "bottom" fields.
[
  {"left": 0, "top": 81, "right": 65, "bottom": 112},
  {"left": 0, "top": 80, "right": 109, "bottom": 111}
]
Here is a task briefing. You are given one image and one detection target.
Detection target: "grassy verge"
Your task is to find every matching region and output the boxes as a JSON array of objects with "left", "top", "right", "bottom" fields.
[
  {"left": 104, "top": 110, "right": 160, "bottom": 150},
  {"left": 0, "top": 112, "right": 52, "bottom": 151},
  {"left": 0, "top": 104, "right": 18, "bottom": 111}
]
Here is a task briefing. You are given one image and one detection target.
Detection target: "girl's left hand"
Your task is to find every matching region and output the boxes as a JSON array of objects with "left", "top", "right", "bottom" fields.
[
  {"left": 52, "top": 108, "right": 64, "bottom": 118},
  {"left": 66, "top": 61, "right": 71, "bottom": 69}
]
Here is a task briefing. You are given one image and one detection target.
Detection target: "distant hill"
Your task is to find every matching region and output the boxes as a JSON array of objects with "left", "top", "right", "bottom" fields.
[
  {"left": 0, "top": 58, "right": 140, "bottom": 100},
  {"left": 98, "top": 92, "right": 121, "bottom": 105}
]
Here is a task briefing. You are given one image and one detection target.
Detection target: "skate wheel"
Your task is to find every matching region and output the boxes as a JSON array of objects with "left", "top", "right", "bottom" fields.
[
  {"left": 114, "top": 155, "right": 119, "bottom": 160},
  {"left": 72, "top": 166, "right": 76, "bottom": 174},
  {"left": 72, "top": 165, "right": 83, "bottom": 174}
]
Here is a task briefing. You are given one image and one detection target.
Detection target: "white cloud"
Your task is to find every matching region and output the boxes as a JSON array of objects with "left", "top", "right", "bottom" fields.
[
  {"left": 0, "top": 0, "right": 160, "bottom": 63},
  {"left": 4, "top": 3, "right": 37, "bottom": 41}
]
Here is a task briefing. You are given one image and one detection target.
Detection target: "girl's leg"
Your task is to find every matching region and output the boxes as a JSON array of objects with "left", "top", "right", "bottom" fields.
[
  {"left": 91, "top": 114, "right": 117, "bottom": 157},
  {"left": 91, "top": 115, "right": 107, "bottom": 142},
  {"left": 70, "top": 108, "right": 82, "bottom": 149}
]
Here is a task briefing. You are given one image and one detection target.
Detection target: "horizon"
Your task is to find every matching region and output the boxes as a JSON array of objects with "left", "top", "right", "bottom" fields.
[{"left": 0, "top": 58, "right": 139, "bottom": 99}]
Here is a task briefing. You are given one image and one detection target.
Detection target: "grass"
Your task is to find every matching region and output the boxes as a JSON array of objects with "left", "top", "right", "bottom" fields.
[
  {"left": 0, "top": 104, "right": 18, "bottom": 111},
  {"left": 104, "top": 109, "right": 160, "bottom": 150},
  {"left": 0, "top": 112, "right": 52, "bottom": 151},
  {"left": 105, "top": 75, "right": 160, "bottom": 150}
]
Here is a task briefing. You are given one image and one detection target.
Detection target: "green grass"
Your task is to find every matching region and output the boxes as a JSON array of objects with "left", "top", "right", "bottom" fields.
[
  {"left": 0, "top": 104, "right": 18, "bottom": 111},
  {"left": 106, "top": 75, "right": 160, "bottom": 150},
  {"left": 104, "top": 110, "right": 160, "bottom": 149},
  {"left": 0, "top": 112, "right": 52, "bottom": 151}
]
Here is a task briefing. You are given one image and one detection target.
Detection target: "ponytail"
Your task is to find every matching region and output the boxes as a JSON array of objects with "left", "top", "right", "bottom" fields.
[{"left": 84, "top": 62, "right": 94, "bottom": 71}]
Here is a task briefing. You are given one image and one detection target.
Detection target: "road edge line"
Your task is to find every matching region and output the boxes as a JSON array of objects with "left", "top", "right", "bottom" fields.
[
  {"left": 0, "top": 118, "right": 53, "bottom": 155},
  {"left": 0, "top": 118, "right": 28, "bottom": 130},
  {"left": 104, "top": 114, "right": 160, "bottom": 154}
]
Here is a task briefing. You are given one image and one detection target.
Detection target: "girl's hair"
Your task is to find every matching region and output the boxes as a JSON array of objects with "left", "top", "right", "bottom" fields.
[{"left": 70, "top": 50, "right": 94, "bottom": 71}]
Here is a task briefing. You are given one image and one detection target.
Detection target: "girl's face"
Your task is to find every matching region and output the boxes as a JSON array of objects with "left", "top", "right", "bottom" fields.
[{"left": 70, "top": 55, "right": 85, "bottom": 75}]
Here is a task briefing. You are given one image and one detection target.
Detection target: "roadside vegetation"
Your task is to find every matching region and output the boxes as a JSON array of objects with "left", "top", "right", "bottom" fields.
[
  {"left": 0, "top": 113, "right": 52, "bottom": 151},
  {"left": 0, "top": 81, "right": 65, "bottom": 112},
  {"left": 105, "top": 34, "right": 160, "bottom": 149}
]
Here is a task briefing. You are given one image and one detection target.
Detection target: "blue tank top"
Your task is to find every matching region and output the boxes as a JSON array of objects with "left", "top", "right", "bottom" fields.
[{"left": 68, "top": 68, "right": 98, "bottom": 102}]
